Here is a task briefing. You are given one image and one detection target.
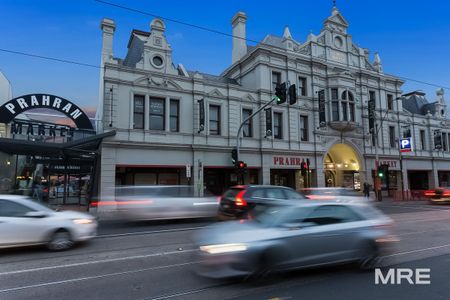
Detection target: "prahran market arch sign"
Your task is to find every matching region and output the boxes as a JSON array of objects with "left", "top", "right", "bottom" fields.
[{"left": 0, "top": 94, "right": 93, "bottom": 130}]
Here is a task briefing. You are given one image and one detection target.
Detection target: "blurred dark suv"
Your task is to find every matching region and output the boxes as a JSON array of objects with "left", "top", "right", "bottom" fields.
[{"left": 218, "top": 185, "right": 305, "bottom": 220}]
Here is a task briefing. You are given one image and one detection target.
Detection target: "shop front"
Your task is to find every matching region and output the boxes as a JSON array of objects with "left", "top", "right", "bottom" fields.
[
  {"left": 0, "top": 94, "right": 114, "bottom": 207},
  {"left": 269, "top": 155, "right": 315, "bottom": 190}
]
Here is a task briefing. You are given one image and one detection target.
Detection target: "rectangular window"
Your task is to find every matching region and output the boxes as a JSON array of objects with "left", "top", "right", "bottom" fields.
[
  {"left": 331, "top": 88, "right": 338, "bottom": 100},
  {"left": 442, "top": 132, "right": 448, "bottom": 151},
  {"left": 272, "top": 71, "right": 281, "bottom": 92},
  {"left": 349, "top": 103, "right": 355, "bottom": 121},
  {"left": 369, "top": 90, "right": 376, "bottom": 102},
  {"left": 402, "top": 126, "right": 411, "bottom": 138},
  {"left": 300, "top": 115, "right": 308, "bottom": 141},
  {"left": 387, "top": 94, "right": 394, "bottom": 110},
  {"left": 209, "top": 105, "right": 221, "bottom": 135},
  {"left": 332, "top": 101, "right": 339, "bottom": 121},
  {"left": 149, "top": 97, "right": 165, "bottom": 130},
  {"left": 298, "top": 77, "right": 307, "bottom": 96},
  {"left": 274, "top": 112, "right": 283, "bottom": 139},
  {"left": 242, "top": 109, "right": 253, "bottom": 137},
  {"left": 389, "top": 126, "right": 396, "bottom": 148},
  {"left": 420, "top": 130, "right": 426, "bottom": 150},
  {"left": 133, "top": 95, "right": 145, "bottom": 129},
  {"left": 341, "top": 102, "right": 348, "bottom": 121},
  {"left": 170, "top": 99, "right": 179, "bottom": 132}
]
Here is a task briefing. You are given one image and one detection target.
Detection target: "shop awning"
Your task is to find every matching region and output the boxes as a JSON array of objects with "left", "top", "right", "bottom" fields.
[{"left": 0, "top": 130, "right": 116, "bottom": 157}]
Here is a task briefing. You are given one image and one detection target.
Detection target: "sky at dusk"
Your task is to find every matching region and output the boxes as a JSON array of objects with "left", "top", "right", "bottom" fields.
[{"left": 1, "top": 0, "right": 450, "bottom": 113}]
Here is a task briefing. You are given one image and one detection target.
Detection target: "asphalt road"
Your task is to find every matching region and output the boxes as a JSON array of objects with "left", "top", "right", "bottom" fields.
[{"left": 1, "top": 201, "right": 450, "bottom": 300}]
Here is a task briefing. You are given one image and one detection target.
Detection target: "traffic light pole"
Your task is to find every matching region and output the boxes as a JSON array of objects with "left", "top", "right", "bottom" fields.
[{"left": 236, "top": 97, "right": 277, "bottom": 164}]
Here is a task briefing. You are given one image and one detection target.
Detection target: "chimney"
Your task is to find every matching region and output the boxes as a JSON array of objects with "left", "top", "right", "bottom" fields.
[
  {"left": 231, "top": 12, "right": 247, "bottom": 64},
  {"left": 100, "top": 18, "right": 116, "bottom": 63}
]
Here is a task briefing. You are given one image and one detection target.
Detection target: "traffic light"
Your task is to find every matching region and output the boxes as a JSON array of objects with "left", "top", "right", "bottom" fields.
[
  {"left": 231, "top": 148, "right": 238, "bottom": 165},
  {"left": 237, "top": 161, "right": 247, "bottom": 171},
  {"left": 265, "top": 108, "right": 272, "bottom": 137},
  {"left": 301, "top": 159, "right": 308, "bottom": 176},
  {"left": 377, "top": 164, "right": 389, "bottom": 178},
  {"left": 275, "top": 82, "right": 287, "bottom": 104},
  {"left": 288, "top": 84, "right": 297, "bottom": 105}
]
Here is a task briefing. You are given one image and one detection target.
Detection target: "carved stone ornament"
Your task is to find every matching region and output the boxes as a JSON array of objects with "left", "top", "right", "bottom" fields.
[
  {"left": 150, "top": 77, "right": 164, "bottom": 86},
  {"left": 296, "top": 45, "right": 311, "bottom": 55},
  {"left": 317, "top": 35, "right": 326, "bottom": 45},
  {"left": 351, "top": 44, "right": 359, "bottom": 55}
]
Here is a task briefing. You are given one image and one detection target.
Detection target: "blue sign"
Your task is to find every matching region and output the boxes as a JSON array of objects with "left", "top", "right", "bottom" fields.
[{"left": 400, "top": 138, "right": 412, "bottom": 152}]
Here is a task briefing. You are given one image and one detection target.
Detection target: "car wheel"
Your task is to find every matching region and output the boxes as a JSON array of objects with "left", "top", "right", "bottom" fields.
[
  {"left": 247, "top": 249, "right": 282, "bottom": 281},
  {"left": 47, "top": 229, "right": 74, "bottom": 251},
  {"left": 359, "top": 242, "right": 380, "bottom": 270}
]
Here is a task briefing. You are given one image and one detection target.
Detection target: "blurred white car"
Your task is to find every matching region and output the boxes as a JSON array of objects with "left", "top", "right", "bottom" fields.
[
  {"left": 91, "top": 186, "right": 219, "bottom": 221},
  {"left": 0, "top": 195, "right": 97, "bottom": 250}
]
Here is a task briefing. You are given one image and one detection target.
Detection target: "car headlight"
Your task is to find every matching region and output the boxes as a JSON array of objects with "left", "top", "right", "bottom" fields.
[
  {"left": 199, "top": 243, "right": 247, "bottom": 254},
  {"left": 73, "top": 218, "right": 94, "bottom": 225}
]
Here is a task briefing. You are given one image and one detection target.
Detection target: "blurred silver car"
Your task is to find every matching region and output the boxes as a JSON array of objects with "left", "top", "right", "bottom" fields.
[
  {"left": 0, "top": 195, "right": 97, "bottom": 250},
  {"left": 196, "top": 201, "right": 395, "bottom": 279},
  {"left": 301, "top": 187, "right": 366, "bottom": 201},
  {"left": 92, "top": 186, "right": 219, "bottom": 221}
]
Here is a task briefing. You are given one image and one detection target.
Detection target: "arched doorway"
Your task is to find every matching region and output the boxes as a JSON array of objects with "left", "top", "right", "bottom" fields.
[{"left": 323, "top": 143, "right": 361, "bottom": 190}]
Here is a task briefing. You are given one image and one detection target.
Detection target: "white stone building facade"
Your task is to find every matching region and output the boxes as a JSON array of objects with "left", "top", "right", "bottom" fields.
[{"left": 97, "top": 6, "right": 450, "bottom": 198}]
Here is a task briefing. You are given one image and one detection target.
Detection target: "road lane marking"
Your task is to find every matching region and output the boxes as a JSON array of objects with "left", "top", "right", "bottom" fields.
[
  {"left": 0, "top": 261, "right": 201, "bottom": 294},
  {"left": 384, "top": 242, "right": 450, "bottom": 258},
  {"left": 0, "top": 249, "right": 197, "bottom": 276},
  {"left": 396, "top": 227, "right": 450, "bottom": 236},
  {"left": 97, "top": 226, "right": 207, "bottom": 238}
]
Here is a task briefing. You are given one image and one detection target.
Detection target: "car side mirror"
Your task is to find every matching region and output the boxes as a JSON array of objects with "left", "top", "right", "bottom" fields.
[{"left": 24, "top": 211, "right": 48, "bottom": 218}]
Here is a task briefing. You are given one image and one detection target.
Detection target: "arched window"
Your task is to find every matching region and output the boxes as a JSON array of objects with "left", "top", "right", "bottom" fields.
[{"left": 338, "top": 90, "right": 356, "bottom": 122}]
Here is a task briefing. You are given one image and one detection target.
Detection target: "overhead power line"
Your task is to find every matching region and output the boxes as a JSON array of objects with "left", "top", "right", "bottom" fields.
[
  {"left": 93, "top": 0, "right": 450, "bottom": 91},
  {"left": 0, "top": 48, "right": 101, "bottom": 69},
  {"left": 0, "top": 1, "right": 448, "bottom": 91},
  {"left": 93, "top": 0, "right": 260, "bottom": 44}
]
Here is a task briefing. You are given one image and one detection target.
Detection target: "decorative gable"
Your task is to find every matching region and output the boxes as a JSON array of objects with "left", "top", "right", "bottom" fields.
[
  {"left": 208, "top": 88, "right": 225, "bottom": 98},
  {"left": 323, "top": 7, "right": 349, "bottom": 34}
]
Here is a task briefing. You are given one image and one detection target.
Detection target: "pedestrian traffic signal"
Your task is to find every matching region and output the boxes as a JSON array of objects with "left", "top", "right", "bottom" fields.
[
  {"left": 288, "top": 84, "right": 297, "bottom": 105},
  {"left": 275, "top": 82, "right": 287, "bottom": 104},
  {"left": 231, "top": 148, "right": 238, "bottom": 165}
]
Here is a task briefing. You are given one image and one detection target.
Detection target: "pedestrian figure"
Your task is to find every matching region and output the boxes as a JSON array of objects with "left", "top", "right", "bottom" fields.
[{"left": 363, "top": 182, "right": 370, "bottom": 198}]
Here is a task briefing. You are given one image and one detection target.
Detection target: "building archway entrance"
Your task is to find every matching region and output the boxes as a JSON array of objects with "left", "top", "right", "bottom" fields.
[{"left": 323, "top": 143, "right": 361, "bottom": 190}]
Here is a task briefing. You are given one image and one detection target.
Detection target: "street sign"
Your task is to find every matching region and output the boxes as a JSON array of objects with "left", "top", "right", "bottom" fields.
[
  {"left": 186, "top": 164, "right": 191, "bottom": 178},
  {"left": 400, "top": 138, "right": 412, "bottom": 152}
]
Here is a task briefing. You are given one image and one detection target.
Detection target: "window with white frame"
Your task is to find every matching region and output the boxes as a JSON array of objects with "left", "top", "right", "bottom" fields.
[
  {"left": 209, "top": 104, "right": 221, "bottom": 135},
  {"left": 300, "top": 115, "right": 308, "bottom": 141},
  {"left": 242, "top": 108, "right": 253, "bottom": 138},
  {"left": 133, "top": 95, "right": 145, "bottom": 129},
  {"left": 273, "top": 112, "right": 283, "bottom": 139},
  {"left": 272, "top": 71, "right": 281, "bottom": 92},
  {"left": 169, "top": 99, "right": 179, "bottom": 132},
  {"left": 149, "top": 97, "right": 165, "bottom": 130},
  {"left": 420, "top": 129, "right": 426, "bottom": 150},
  {"left": 298, "top": 77, "right": 307, "bottom": 96},
  {"left": 389, "top": 126, "right": 396, "bottom": 148}
]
